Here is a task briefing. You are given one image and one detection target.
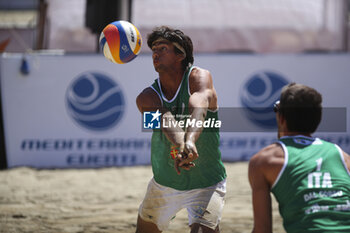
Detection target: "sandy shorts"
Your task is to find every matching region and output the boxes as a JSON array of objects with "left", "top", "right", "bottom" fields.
[{"left": 138, "top": 178, "right": 226, "bottom": 231}]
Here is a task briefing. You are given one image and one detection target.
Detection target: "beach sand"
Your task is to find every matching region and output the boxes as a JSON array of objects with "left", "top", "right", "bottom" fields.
[{"left": 0, "top": 162, "right": 285, "bottom": 233}]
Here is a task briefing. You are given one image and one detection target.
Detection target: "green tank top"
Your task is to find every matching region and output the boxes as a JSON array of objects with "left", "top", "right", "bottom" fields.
[
  {"left": 272, "top": 135, "right": 350, "bottom": 233},
  {"left": 149, "top": 66, "right": 226, "bottom": 190}
]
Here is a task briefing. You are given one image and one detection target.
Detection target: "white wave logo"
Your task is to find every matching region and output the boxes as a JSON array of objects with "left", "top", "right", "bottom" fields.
[
  {"left": 66, "top": 72, "right": 125, "bottom": 131},
  {"left": 240, "top": 71, "right": 289, "bottom": 128}
]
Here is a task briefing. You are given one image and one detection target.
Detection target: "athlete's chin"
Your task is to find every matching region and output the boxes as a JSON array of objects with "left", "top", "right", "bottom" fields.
[
  {"left": 154, "top": 66, "right": 160, "bottom": 72},
  {"left": 154, "top": 65, "right": 164, "bottom": 73}
]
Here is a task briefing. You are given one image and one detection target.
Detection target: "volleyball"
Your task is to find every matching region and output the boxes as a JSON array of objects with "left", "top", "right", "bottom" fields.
[{"left": 99, "top": 20, "right": 142, "bottom": 64}]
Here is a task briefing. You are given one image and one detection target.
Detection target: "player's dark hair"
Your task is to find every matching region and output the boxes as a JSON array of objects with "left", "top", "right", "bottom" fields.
[
  {"left": 147, "top": 26, "right": 194, "bottom": 71},
  {"left": 279, "top": 83, "right": 322, "bottom": 134}
]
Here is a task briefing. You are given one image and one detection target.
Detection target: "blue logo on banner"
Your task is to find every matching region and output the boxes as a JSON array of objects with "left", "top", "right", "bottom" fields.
[
  {"left": 240, "top": 71, "right": 289, "bottom": 128},
  {"left": 66, "top": 72, "right": 125, "bottom": 131},
  {"left": 143, "top": 110, "right": 161, "bottom": 129}
]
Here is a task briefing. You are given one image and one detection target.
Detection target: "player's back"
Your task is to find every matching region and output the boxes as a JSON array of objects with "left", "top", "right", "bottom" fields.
[{"left": 272, "top": 135, "right": 350, "bottom": 233}]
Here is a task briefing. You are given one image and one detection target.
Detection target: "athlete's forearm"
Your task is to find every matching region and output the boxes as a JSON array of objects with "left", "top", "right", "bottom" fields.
[
  {"left": 161, "top": 110, "right": 185, "bottom": 147},
  {"left": 177, "top": 100, "right": 207, "bottom": 167},
  {"left": 185, "top": 92, "right": 209, "bottom": 144},
  {"left": 185, "top": 106, "right": 207, "bottom": 144}
]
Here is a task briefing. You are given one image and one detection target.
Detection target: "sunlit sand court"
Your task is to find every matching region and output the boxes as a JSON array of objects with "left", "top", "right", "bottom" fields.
[{"left": 0, "top": 162, "right": 284, "bottom": 233}]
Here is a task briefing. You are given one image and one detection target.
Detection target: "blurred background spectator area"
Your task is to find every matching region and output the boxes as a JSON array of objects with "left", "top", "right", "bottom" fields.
[{"left": 0, "top": 0, "right": 349, "bottom": 54}]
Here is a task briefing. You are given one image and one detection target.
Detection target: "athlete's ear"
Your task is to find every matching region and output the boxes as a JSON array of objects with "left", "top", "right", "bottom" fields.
[
  {"left": 278, "top": 113, "right": 289, "bottom": 132},
  {"left": 276, "top": 112, "right": 284, "bottom": 127},
  {"left": 176, "top": 53, "right": 186, "bottom": 62},
  {"left": 280, "top": 113, "right": 286, "bottom": 125}
]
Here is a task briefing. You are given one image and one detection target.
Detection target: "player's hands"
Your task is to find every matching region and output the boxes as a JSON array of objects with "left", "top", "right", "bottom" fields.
[
  {"left": 181, "top": 140, "right": 199, "bottom": 166},
  {"left": 174, "top": 152, "right": 195, "bottom": 175},
  {"left": 174, "top": 141, "right": 198, "bottom": 174}
]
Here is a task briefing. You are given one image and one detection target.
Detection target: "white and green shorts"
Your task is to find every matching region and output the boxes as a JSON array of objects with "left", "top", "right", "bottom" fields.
[{"left": 138, "top": 178, "right": 226, "bottom": 231}]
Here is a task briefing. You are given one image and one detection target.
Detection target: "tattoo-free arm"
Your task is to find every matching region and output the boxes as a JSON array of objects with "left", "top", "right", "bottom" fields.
[
  {"left": 137, "top": 87, "right": 192, "bottom": 173},
  {"left": 161, "top": 110, "right": 185, "bottom": 148},
  {"left": 136, "top": 87, "right": 185, "bottom": 146},
  {"left": 249, "top": 145, "right": 284, "bottom": 233},
  {"left": 179, "top": 68, "right": 217, "bottom": 167}
]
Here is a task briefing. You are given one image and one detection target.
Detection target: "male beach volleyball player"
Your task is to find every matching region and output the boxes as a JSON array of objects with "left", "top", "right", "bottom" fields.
[
  {"left": 135, "top": 26, "right": 226, "bottom": 233},
  {"left": 249, "top": 83, "right": 350, "bottom": 233}
]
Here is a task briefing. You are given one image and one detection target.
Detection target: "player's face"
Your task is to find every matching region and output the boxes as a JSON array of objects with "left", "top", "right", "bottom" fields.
[{"left": 151, "top": 41, "right": 180, "bottom": 72}]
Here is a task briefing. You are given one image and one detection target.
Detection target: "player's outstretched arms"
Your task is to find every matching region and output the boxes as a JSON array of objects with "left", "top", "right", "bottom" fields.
[
  {"left": 179, "top": 68, "right": 216, "bottom": 167},
  {"left": 136, "top": 87, "right": 191, "bottom": 174},
  {"left": 136, "top": 87, "right": 185, "bottom": 145}
]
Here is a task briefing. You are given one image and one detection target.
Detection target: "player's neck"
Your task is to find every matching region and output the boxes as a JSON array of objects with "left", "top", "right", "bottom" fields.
[
  {"left": 279, "top": 131, "right": 312, "bottom": 138},
  {"left": 158, "top": 69, "right": 184, "bottom": 100},
  {"left": 277, "top": 119, "right": 312, "bottom": 139}
]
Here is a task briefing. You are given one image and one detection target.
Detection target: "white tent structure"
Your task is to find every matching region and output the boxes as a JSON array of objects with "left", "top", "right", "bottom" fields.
[
  {"left": 0, "top": 0, "right": 349, "bottom": 53},
  {"left": 133, "top": 0, "right": 349, "bottom": 53}
]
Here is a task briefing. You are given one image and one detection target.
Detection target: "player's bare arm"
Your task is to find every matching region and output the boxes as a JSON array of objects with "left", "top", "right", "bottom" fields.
[
  {"left": 137, "top": 87, "right": 194, "bottom": 174},
  {"left": 248, "top": 143, "right": 284, "bottom": 233},
  {"left": 342, "top": 150, "right": 350, "bottom": 172},
  {"left": 162, "top": 110, "right": 196, "bottom": 174},
  {"left": 136, "top": 87, "right": 185, "bottom": 147},
  {"left": 136, "top": 87, "right": 161, "bottom": 113},
  {"left": 178, "top": 67, "right": 217, "bottom": 167}
]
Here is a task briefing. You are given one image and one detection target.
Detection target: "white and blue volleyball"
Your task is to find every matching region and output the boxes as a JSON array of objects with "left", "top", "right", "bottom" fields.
[{"left": 99, "top": 20, "right": 142, "bottom": 64}]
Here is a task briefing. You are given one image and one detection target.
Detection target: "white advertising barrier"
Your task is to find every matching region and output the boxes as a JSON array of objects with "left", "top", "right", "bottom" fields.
[
  {"left": 0, "top": 53, "right": 349, "bottom": 168},
  {"left": 195, "top": 54, "right": 350, "bottom": 161},
  {"left": 1, "top": 54, "right": 155, "bottom": 168}
]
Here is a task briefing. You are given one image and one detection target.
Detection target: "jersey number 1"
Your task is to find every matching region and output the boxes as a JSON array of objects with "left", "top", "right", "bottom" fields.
[{"left": 307, "top": 158, "right": 333, "bottom": 188}]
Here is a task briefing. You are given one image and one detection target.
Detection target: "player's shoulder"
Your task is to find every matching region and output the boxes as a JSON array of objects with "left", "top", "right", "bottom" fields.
[
  {"left": 249, "top": 143, "right": 284, "bottom": 168},
  {"left": 190, "top": 66, "right": 211, "bottom": 80},
  {"left": 341, "top": 150, "right": 350, "bottom": 172},
  {"left": 249, "top": 143, "right": 286, "bottom": 187},
  {"left": 136, "top": 87, "right": 162, "bottom": 112},
  {"left": 189, "top": 66, "right": 213, "bottom": 92}
]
